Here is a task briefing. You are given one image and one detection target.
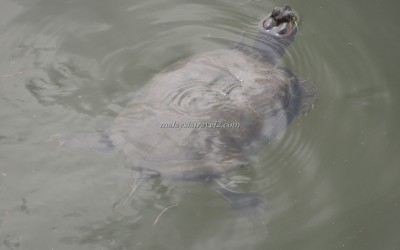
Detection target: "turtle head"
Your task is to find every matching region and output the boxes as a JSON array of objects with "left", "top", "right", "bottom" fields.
[{"left": 254, "top": 5, "right": 298, "bottom": 63}]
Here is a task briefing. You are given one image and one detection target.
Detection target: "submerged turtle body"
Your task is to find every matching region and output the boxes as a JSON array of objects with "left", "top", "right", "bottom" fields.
[
  {"left": 107, "top": 5, "right": 316, "bottom": 180},
  {"left": 57, "top": 5, "right": 316, "bottom": 185},
  {"left": 110, "top": 50, "right": 297, "bottom": 179}
]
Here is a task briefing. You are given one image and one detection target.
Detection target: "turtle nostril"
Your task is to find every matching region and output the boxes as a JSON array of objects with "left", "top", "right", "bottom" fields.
[
  {"left": 263, "top": 18, "right": 275, "bottom": 30},
  {"left": 278, "top": 23, "right": 289, "bottom": 35}
]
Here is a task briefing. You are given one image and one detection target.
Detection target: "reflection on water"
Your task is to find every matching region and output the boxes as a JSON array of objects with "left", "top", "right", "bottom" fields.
[{"left": 0, "top": 0, "right": 400, "bottom": 249}]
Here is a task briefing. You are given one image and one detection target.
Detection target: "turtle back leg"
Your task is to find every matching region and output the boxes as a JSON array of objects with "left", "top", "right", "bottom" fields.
[
  {"left": 112, "top": 169, "right": 160, "bottom": 210},
  {"left": 213, "top": 177, "right": 266, "bottom": 215},
  {"left": 50, "top": 131, "right": 114, "bottom": 152}
]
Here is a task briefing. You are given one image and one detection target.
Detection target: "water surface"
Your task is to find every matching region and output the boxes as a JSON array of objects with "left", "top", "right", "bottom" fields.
[{"left": 1, "top": 0, "right": 399, "bottom": 249}]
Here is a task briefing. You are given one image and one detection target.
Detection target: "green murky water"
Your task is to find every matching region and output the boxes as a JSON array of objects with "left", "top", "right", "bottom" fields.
[{"left": 1, "top": 0, "right": 399, "bottom": 249}]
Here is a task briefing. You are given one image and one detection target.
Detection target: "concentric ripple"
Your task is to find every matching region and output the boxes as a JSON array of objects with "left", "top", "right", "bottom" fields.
[{"left": 1, "top": 0, "right": 399, "bottom": 249}]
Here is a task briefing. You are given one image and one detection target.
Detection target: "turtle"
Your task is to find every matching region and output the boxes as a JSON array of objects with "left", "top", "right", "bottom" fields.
[{"left": 56, "top": 5, "right": 317, "bottom": 212}]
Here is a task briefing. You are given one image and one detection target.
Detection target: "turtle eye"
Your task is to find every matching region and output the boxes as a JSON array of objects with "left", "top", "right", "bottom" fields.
[
  {"left": 283, "top": 4, "right": 291, "bottom": 12},
  {"left": 271, "top": 7, "right": 280, "bottom": 18}
]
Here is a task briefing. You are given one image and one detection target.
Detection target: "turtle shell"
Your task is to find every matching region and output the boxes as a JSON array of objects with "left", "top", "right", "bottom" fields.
[{"left": 109, "top": 48, "right": 308, "bottom": 179}]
